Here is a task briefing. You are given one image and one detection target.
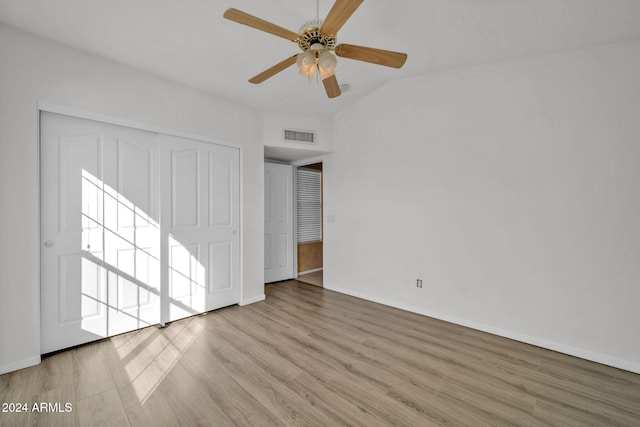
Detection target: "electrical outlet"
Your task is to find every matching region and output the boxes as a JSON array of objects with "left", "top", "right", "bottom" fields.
[{"left": 416, "top": 279, "right": 423, "bottom": 288}]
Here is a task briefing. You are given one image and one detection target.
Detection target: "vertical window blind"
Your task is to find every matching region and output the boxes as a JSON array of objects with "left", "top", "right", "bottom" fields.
[{"left": 297, "top": 168, "right": 322, "bottom": 243}]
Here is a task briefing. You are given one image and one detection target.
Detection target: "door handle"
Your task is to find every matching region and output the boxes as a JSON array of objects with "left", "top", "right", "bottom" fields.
[{"left": 44, "top": 240, "right": 54, "bottom": 247}]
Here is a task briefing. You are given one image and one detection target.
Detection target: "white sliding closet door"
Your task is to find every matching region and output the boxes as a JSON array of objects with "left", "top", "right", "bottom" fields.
[
  {"left": 160, "top": 134, "right": 240, "bottom": 322},
  {"left": 41, "top": 112, "right": 240, "bottom": 353},
  {"left": 41, "top": 112, "right": 161, "bottom": 353}
]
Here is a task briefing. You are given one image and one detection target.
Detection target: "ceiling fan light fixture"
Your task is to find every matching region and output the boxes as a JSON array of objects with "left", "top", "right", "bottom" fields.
[
  {"left": 296, "top": 50, "right": 316, "bottom": 80},
  {"left": 299, "top": 64, "right": 316, "bottom": 80},
  {"left": 317, "top": 49, "right": 337, "bottom": 79}
]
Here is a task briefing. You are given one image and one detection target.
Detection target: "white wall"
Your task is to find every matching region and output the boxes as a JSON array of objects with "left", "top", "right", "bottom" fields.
[
  {"left": 0, "top": 24, "right": 264, "bottom": 374},
  {"left": 324, "top": 38, "right": 640, "bottom": 373}
]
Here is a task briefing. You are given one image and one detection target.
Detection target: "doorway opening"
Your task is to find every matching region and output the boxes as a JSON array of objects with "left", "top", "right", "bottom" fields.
[{"left": 296, "top": 162, "right": 323, "bottom": 287}]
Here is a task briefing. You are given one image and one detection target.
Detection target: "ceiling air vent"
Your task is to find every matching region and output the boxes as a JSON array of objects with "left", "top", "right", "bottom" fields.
[{"left": 284, "top": 129, "right": 316, "bottom": 145}]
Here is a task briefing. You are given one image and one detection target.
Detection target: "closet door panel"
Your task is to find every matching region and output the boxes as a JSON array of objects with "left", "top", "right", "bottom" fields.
[
  {"left": 160, "top": 134, "right": 240, "bottom": 323},
  {"left": 41, "top": 112, "right": 160, "bottom": 353}
]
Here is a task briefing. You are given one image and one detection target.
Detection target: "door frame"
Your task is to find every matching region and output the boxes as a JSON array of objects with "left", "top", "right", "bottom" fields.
[{"left": 38, "top": 102, "right": 244, "bottom": 353}]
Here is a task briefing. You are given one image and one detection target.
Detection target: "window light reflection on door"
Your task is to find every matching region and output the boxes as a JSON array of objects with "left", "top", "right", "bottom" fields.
[
  {"left": 80, "top": 169, "right": 209, "bottom": 336},
  {"left": 80, "top": 169, "right": 161, "bottom": 337}
]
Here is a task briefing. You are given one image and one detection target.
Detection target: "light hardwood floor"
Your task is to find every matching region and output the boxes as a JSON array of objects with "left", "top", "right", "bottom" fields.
[
  {"left": 1, "top": 281, "right": 639, "bottom": 426},
  {"left": 296, "top": 270, "right": 323, "bottom": 287}
]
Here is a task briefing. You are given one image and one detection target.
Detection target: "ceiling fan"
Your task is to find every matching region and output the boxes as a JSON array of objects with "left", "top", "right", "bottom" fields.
[{"left": 223, "top": 0, "right": 408, "bottom": 98}]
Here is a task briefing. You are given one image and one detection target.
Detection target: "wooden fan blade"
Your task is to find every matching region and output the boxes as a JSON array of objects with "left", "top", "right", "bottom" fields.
[
  {"left": 224, "top": 8, "right": 299, "bottom": 41},
  {"left": 320, "top": 0, "right": 364, "bottom": 36},
  {"left": 335, "top": 44, "right": 408, "bottom": 68},
  {"left": 249, "top": 54, "right": 298, "bottom": 84},
  {"left": 322, "top": 74, "right": 341, "bottom": 98}
]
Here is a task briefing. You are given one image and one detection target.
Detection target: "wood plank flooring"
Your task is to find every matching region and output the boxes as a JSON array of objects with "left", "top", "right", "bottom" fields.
[
  {"left": 296, "top": 270, "right": 323, "bottom": 287},
  {"left": 1, "top": 280, "right": 639, "bottom": 426}
]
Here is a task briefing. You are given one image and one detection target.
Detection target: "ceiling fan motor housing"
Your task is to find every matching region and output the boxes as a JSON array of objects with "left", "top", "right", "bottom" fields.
[{"left": 297, "top": 19, "right": 337, "bottom": 51}]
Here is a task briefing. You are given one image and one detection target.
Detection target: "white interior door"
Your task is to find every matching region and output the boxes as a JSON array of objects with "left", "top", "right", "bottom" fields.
[
  {"left": 160, "top": 134, "right": 240, "bottom": 323},
  {"left": 41, "top": 112, "right": 161, "bottom": 353},
  {"left": 264, "top": 162, "right": 294, "bottom": 283}
]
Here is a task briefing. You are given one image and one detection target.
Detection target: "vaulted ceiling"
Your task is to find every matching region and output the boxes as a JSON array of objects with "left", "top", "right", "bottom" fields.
[{"left": 1, "top": 0, "right": 640, "bottom": 115}]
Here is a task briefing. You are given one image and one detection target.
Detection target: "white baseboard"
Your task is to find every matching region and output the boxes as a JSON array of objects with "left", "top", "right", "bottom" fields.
[
  {"left": 325, "top": 284, "right": 640, "bottom": 375},
  {"left": 240, "top": 294, "right": 265, "bottom": 306},
  {"left": 298, "top": 268, "right": 323, "bottom": 276},
  {"left": 0, "top": 356, "right": 41, "bottom": 375}
]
